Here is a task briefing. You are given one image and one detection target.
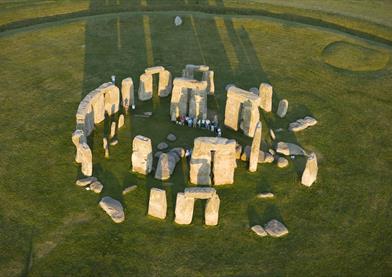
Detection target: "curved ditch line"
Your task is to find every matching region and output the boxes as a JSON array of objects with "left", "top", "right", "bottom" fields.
[{"left": 0, "top": 5, "right": 392, "bottom": 48}]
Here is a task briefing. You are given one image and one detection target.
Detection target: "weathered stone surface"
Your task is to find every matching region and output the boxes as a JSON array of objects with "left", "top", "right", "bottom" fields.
[
  {"left": 202, "top": 70, "right": 215, "bottom": 95},
  {"left": 123, "top": 185, "right": 137, "bottom": 195},
  {"left": 148, "top": 188, "right": 167, "bottom": 219},
  {"left": 277, "top": 157, "right": 289, "bottom": 168},
  {"left": 251, "top": 225, "right": 268, "bottom": 237},
  {"left": 276, "top": 142, "right": 307, "bottom": 156},
  {"left": 270, "top": 129, "right": 276, "bottom": 140},
  {"left": 158, "top": 70, "right": 172, "bottom": 97},
  {"left": 190, "top": 137, "right": 237, "bottom": 185},
  {"left": 301, "top": 153, "right": 318, "bottom": 187},
  {"left": 131, "top": 135, "right": 153, "bottom": 175},
  {"left": 157, "top": 142, "right": 168, "bottom": 150},
  {"left": 174, "top": 16, "right": 182, "bottom": 26},
  {"left": 277, "top": 99, "right": 288, "bottom": 118},
  {"left": 264, "top": 219, "right": 288, "bottom": 237},
  {"left": 104, "top": 85, "right": 120, "bottom": 116},
  {"left": 118, "top": 114, "right": 125, "bottom": 129},
  {"left": 236, "top": 144, "right": 242, "bottom": 160},
  {"left": 167, "top": 133, "right": 176, "bottom": 142},
  {"left": 155, "top": 153, "right": 178, "bottom": 180},
  {"left": 249, "top": 122, "right": 262, "bottom": 172},
  {"left": 259, "top": 83, "right": 273, "bottom": 112},
  {"left": 76, "top": 176, "right": 97, "bottom": 187},
  {"left": 99, "top": 196, "right": 125, "bottom": 223},
  {"left": 145, "top": 66, "right": 164, "bottom": 74},
  {"left": 80, "top": 143, "right": 93, "bottom": 176},
  {"left": 258, "top": 151, "right": 274, "bottom": 163},
  {"left": 175, "top": 192, "right": 195, "bottom": 225},
  {"left": 184, "top": 187, "right": 216, "bottom": 199},
  {"left": 138, "top": 73, "right": 153, "bottom": 101},
  {"left": 90, "top": 181, "right": 103, "bottom": 193},
  {"left": 205, "top": 194, "right": 220, "bottom": 226},
  {"left": 72, "top": 129, "right": 86, "bottom": 163},
  {"left": 256, "top": 192, "right": 274, "bottom": 199},
  {"left": 241, "top": 145, "right": 251, "bottom": 161},
  {"left": 224, "top": 85, "right": 260, "bottom": 137},
  {"left": 289, "top": 116, "right": 318, "bottom": 132},
  {"left": 121, "top": 77, "right": 134, "bottom": 110}
]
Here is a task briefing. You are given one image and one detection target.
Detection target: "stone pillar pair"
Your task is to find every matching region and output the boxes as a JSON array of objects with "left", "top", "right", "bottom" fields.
[{"left": 138, "top": 66, "right": 172, "bottom": 101}]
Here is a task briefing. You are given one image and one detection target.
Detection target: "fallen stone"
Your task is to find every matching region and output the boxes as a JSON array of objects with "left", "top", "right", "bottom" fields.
[
  {"left": 258, "top": 151, "right": 274, "bottom": 163},
  {"left": 123, "top": 185, "right": 137, "bottom": 195},
  {"left": 90, "top": 181, "right": 103, "bottom": 193},
  {"left": 76, "top": 177, "right": 97, "bottom": 187},
  {"left": 270, "top": 129, "right": 276, "bottom": 140},
  {"left": 110, "top": 139, "right": 118, "bottom": 146},
  {"left": 277, "top": 157, "right": 289, "bottom": 168},
  {"left": 205, "top": 194, "right": 220, "bottom": 226},
  {"left": 148, "top": 188, "right": 167, "bottom": 219},
  {"left": 277, "top": 99, "right": 288, "bottom": 118},
  {"left": 251, "top": 225, "right": 268, "bottom": 237},
  {"left": 184, "top": 187, "right": 216, "bottom": 199},
  {"left": 256, "top": 192, "right": 274, "bottom": 199},
  {"left": 289, "top": 116, "right": 317, "bottom": 132},
  {"left": 167, "top": 133, "right": 176, "bottom": 142},
  {"left": 157, "top": 142, "right": 169, "bottom": 150},
  {"left": 301, "top": 152, "right": 318, "bottom": 187},
  {"left": 264, "top": 219, "right": 288, "bottom": 237},
  {"left": 99, "top": 196, "right": 125, "bottom": 223},
  {"left": 276, "top": 142, "right": 307, "bottom": 156},
  {"left": 144, "top": 112, "right": 153, "bottom": 116},
  {"left": 174, "top": 16, "right": 182, "bottom": 26}
]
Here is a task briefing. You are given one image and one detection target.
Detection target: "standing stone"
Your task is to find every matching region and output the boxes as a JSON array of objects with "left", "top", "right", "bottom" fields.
[
  {"left": 121, "top": 77, "right": 134, "bottom": 111},
  {"left": 158, "top": 70, "right": 172, "bottom": 97},
  {"left": 277, "top": 99, "right": 288, "bottom": 118},
  {"left": 118, "top": 114, "right": 125, "bottom": 129},
  {"left": 103, "top": 137, "right": 109, "bottom": 158},
  {"left": 148, "top": 188, "right": 167, "bottom": 219},
  {"left": 259, "top": 83, "right": 273, "bottom": 112},
  {"left": 99, "top": 196, "right": 125, "bottom": 223},
  {"left": 104, "top": 85, "right": 120, "bottom": 116},
  {"left": 110, "top": 121, "right": 116, "bottom": 139},
  {"left": 249, "top": 122, "right": 262, "bottom": 172},
  {"left": 264, "top": 219, "right": 288, "bottom": 237},
  {"left": 205, "top": 194, "right": 220, "bottom": 226},
  {"left": 138, "top": 73, "right": 153, "bottom": 101},
  {"left": 131, "top": 135, "right": 153, "bottom": 175},
  {"left": 202, "top": 70, "right": 215, "bottom": 95},
  {"left": 301, "top": 153, "right": 318, "bottom": 187},
  {"left": 80, "top": 143, "right": 92, "bottom": 176},
  {"left": 175, "top": 192, "right": 195, "bottom": 225},
  {"left": 72, "top": 129, "right": 85, "bottom": 163}
]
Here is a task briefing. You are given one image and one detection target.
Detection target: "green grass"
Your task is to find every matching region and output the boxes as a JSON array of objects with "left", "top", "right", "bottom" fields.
[{"left": 0, "top": 1, "right": 391, "bottom": 276}]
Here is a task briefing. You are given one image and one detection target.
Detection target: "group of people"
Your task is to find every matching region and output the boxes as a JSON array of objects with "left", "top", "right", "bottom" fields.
[{"left": 174, "top": 115, "right": 222, "bottom": 137}]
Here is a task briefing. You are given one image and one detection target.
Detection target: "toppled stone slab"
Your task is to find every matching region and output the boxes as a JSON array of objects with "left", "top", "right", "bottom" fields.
[
  {"left": 157, "top": 142, "right": 169, "bottom": 150},
  {"left": 258, "top": 151, "right": 274, "bottom": 163},
  {"left": 90, "top": 181, "right": 103, "bottom": 193},
  {"left": 289, "top": 116, "right": 317, "bottom": 132},
  {"left": 256, "top": 192, "right": 274, "bottom": 199},
  {"left": 110, "top": 139, "right": 118, "bottom": 146},
  {"left": 76, "top": 177, "right": 97, "bottom": 187},
  {"left": 251, "top": 225, "right": 268, "bottom": 237},
  {"left": 277, "top": 157, "right": 289, "bottom": 168},
  {"left": 175, "top": 192, "right": 195, "bottom": 225},
  {"left": 205, "top": 194, "right": 220, "bottom": 226},
  {"left": 276, "top": 142, "right": 307, "bottom": 156},
  {"left": 148, "top": 188, "right": 167, "bottom": 219},
  {"left": 264, "top": 219, "right": 288, "bottom": 237},
  {"left": 123, "top": 185, "right": 137, "bottom": 195},
  {"left": 277, "top": 99, "right": 288, "bottom": 118},
  {"left": 301, "top": 152, "right": 318, "bottom": 187},
  {"left": 184, "top": 187, "right": 216, "bottom": 199},
  {"left": 167, "top": 133, "right": 176, "bottom": 142},
  {"left": 99, "top": 196, "right": 125, "bottom": 223},
  {"left": 270, "top": 129, "right": 276, "bottom": 140}
]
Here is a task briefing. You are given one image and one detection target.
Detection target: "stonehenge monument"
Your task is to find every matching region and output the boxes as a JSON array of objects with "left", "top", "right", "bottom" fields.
[
  {"left": 99, "top": 196, "right": 125, "bottom": 223},
  {"left": 138, "top": 66, "right": 172, "bottom": 101},
  {"left": 259, "top": 83, "right": 273, "bottom": 112},
  {"left": 224, "top": 85, "right": 260, "bottom": 137},
  {"left": 170, "top": 77, "right": 208, "bottom": 121},
  {"left": 175, "top": 187, "right": 220, "bottom": 226},
  {"left": 190, "top": 137, "right": 237, "bottom": 185},
  {"left": 148, "top": 188, "right": 167, "bottom": 219},
  {"left": 131, "top": 135, "right": 153, "bottom": 175},
  {"left": 182, "top": 64, "right": 215, "bottom": 95},
  {"left": 249, "top": 122, "right": 262, "bottom": 172},
  {"left": 301, "top": 153, "right": 318, "bottom": 186},
  {"left": 121, "top": 77, "right": 134, "bottom": 111}
]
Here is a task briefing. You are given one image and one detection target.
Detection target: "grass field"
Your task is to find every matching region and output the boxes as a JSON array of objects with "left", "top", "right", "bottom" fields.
[{"left": 0, "top": 1, "right": 391, "bottom": 276}]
